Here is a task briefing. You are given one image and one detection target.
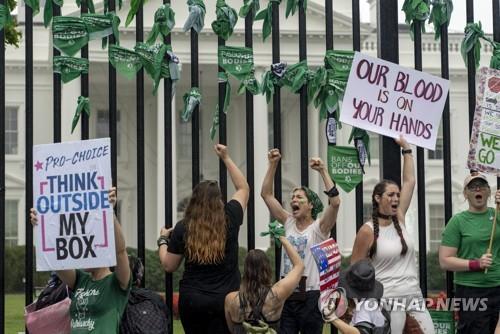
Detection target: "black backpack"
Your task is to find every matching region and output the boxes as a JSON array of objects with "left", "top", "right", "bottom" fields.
[
  {"left": 119, "top": 287, "right": 170, "bottom": 334},
  {"left": 35, "top": 273, "right": 69, "bottom": 311}
]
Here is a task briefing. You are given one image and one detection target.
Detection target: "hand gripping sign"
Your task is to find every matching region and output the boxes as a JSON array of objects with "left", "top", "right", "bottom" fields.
[{"left": 33, "top": 138, "right": 115, "bottom": 271}]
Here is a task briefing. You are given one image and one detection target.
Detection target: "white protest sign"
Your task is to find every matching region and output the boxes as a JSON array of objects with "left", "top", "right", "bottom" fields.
[
  {"left": 33, "top": 138, "right": 115, "bottom": 271},
  {"left": 467, "top": 67, "right": 500, "bottom": 174},
  {"left": 340, "top": 52, "right": 450, "bottom": 150}
]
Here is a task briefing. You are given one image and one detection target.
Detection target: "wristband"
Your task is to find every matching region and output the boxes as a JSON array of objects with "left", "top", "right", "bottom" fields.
[
  {"left": 468, "top": 259, "right": 481, "bottom": 271},
  {"left": 324, "top": 186, "right": 339, "bottom": 198},
  {"left": 401, "top": 149, "right": 412, "bottom": 156},
  {"left": 157, "top": 235, "right": 170, "bottom": 248}
]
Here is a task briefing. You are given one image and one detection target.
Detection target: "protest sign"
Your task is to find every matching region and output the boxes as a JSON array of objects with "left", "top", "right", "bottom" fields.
[
  {"left": 33, "top": 138, "right": 115, "bottom": 271},
  {"left": 340, "top": 52, "right": 449, "bottom": 150},
  {"left": 467, "top": 67, "right": 500, "bottom": 174},
  {"left": 327, "top": 146, "right": 363, "bottom": 193},
  {"left": 311, "top": 238, "right": 341, "bottom": 305}
]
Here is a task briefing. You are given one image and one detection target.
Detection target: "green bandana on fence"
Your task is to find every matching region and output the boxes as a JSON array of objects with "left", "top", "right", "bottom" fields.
[
  {"left": 125, "top": 0, "right": 144, "bottom": 27},
  {"left": 428, "top": 0, "right": 453, "bottom": 40},
  {"left": 260, "top": 63, "right": 286, "bottom": 103},
  {"left": 461, "top": 22, "right": 485, "bottom": 69},
  {"left": 327, "top": 146, "right": 363, "bottom": 193},
  {"left": 71, "top": 96, "right": 90, "bottom": 134},
  {"left": 24, "top": 0, "right": 40, "bottom": 16},
  {"left": 76, "top": 0, "right": 95, "bottom": 14},
  {"left": 260, "top": 220, "right": 285, "bottom": 247},
  {"left": 280, "top": 60, "right": 313, "bottom": 93},
  {"left": 348, "top": 127, "right": 371, "bottom": 173},
  {"left": 0, "top": 4, "right": 13, "bottom": 31},
  {"left": 211, "top": 0, "right": 238, "bottom": 41},
  {"left": 53, "top": 56, "right": 89, "bottom": 83},
  {"left": 183, "top": 0, "right": 206, "bottom": 33},
  {"left": 135, "top": 42, "right": 169, "bottom": 95},
  {"left": 147, "top": 4, "right": 175, "bottom": 45},
  {"left": 43, "top": 0, "right": 63, "bottom": 28},
  {"left": 239, "top": 0, "right": 259, "bottom": 19},
  {"left": 243, "top": 320, "right": 277, "bottom": 334},
  {"left": 238, "top": 71, "right": 260, "bottom": 95},
  {"left": 303, "top": 187, "right": 323, "bottom": 220},
  {"left": 491, "top": 43, "right": 500, "bottom": 70},
  {"left": 108, "top": 44, "right": 143, "bottom": 80},
  {"left": 402, "top": 0, "right": 430, "bottom": 40},
  {"left": 181, "top": 87, "right": 201, "bottom": 122},
  {"left": 324, "top": 50, "right": 354, "bottom": 77},
  {"left": 52, "top": 17, "right": 89, "bottom": 57},
  {"left": 82, "top": 12, "right": 120, "bottom": 49},
  {"left": 218, "top": 46, "right": 259, "bottom": 94},
  {"left": 255, "top": 0, "right": 280, "bottom": 42},
  {"left": 285, "top": 0, "right": 306, "bottom": 18}
]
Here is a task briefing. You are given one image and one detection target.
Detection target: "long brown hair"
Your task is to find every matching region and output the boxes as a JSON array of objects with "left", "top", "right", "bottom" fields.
[
  {"left": 240, "top": 249, "right": 273, "bottom": 308},
  {"left": 184, "top": 180, "right": 227, "bottom": 264},
  {"left": 369, "top": 180, "right": 408, "bottom": 258}
]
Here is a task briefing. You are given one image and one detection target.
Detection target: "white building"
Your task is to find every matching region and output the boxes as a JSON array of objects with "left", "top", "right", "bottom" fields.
[{"left": 4, "top": 0, "right": 495, "bottom": 254}]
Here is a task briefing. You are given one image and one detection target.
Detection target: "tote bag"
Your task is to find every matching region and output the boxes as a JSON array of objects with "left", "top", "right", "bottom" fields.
[{"left": 25, "top": 296, "right": 71, "bottom": 334}]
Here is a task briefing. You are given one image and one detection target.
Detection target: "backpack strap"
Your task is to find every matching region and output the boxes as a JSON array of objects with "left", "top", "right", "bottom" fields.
[{"left": 354, "top": 321, "right": 376, "bottom": 334}]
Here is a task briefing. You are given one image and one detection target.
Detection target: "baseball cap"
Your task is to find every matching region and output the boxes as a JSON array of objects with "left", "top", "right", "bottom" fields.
[{"left": 463, "top": 173, "right": 489, "bottom": 189}]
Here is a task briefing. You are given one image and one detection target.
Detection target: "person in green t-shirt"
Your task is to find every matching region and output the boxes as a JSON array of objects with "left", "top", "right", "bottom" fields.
[
  {"left": 439, "top": 172, "right": 500, "bottom": 334},
  {"left": 30, "top": 187, "right": 131, "bottom": 334}
]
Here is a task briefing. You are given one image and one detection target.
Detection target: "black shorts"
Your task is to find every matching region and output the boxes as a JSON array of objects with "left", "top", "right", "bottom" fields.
[
  {"left": 455, "top": 284, "right": 500, "bottom": 334},
  {"left": 280, "top": 290, "right": 323, "bottom": 334}
]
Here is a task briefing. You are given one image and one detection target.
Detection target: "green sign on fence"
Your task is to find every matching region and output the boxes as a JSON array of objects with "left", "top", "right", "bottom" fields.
[{"left": 429, "top": 310, "right": 455, "bottom": 334}]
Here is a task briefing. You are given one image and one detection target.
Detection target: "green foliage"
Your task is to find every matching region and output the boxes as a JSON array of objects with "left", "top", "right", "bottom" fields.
[
  {"left": 4, "top": 0, "right": 22, "bottom": 47},
  {"left": 5, "top": 246, "right": 51, "bottom": 293}
]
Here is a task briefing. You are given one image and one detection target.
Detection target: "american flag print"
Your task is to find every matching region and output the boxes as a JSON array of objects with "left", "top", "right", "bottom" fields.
[{"left": 310, "top": 238, "right": 342, "bottom": 304}]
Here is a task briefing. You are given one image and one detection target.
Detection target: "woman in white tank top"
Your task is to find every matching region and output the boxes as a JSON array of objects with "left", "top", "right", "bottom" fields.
[{"left": 350, "top": 136, "right": 434, "bottom": 334}]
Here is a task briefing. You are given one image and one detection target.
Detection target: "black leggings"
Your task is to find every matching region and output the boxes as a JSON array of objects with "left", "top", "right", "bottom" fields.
[
  {"left": 178, "top": 289, "right": 230, "bottom": 334},
  {"left": 456, "top": 284, "right": 500, "bottom": 334}
]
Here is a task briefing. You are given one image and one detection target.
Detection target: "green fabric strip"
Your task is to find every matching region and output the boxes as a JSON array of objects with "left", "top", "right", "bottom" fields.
[
  {"left": 239, "top": 0, "right": 259, "bottom": 19},
  {"left": 260, "top": 220, "right": 285, "bottom": 247},
  {"left": 428, "top": 0, "right": 453, "bottom": 40},
  {"left": 255, "top": 0, "right": 280, "bottom": 42},
  {"left": 82, "top": 12, "right": 120, "bottom": 43},
  {"left": 52, "top": 16, "right": 89, "bottom": 56},
  {"left": 147, "top": 4, "right": 175, "bottom": 45},
  {"left": 24, "top": 0, "right": 40, "bottom": 16},
  {"left": 43, "top": 0, "right": 63, "bottom": 28},
  {"left": 402, "top": 0, "right": 429, "bottom": 40},
  {"left": 211, "top": 0, "right": 238, "bottom": 41},
  {"left": 108, "top": 44, "right": 143, "bottom": 80},
  {"left": 491, "top": 42, "right": 500, "bottom": 70},
  {"left": 181, "top": 87, "right": 202, "bottom": 122},
  {"left": 71, "top": 96, "right": 90, "bottom": 134},
  {"left": 183, "top": 0, "right": 206, "bottom": 33},
  {"left": 53, "top": 56, "right": 89, "bottom": 83},
  {"left": 285, "top": 0, "right": 306, "bottom": 18},
  {"left": 461, "top": 22, "right": 485, "bottom": 69},
  {"left": 125, "top": 0, "right": 144, "bottom": 27}
]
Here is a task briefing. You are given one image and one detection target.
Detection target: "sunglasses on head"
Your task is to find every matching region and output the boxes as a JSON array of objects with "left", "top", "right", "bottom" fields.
[{"left": 466, "top": 180, "right": 489, "bottom": 190}]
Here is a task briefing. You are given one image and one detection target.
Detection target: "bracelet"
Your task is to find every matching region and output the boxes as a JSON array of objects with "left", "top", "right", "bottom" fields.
[
  {"left": 401, "top": 149, "right": 412, "bottom": 156},
  {"left": 157, "top": 235, "right": 170, "bottom": 248},
  {"left": 324, "top": 186, "right": 339, "bottom": 198},
  {"left": 468, "top": 259, "right": 481, "bottom": 272}
]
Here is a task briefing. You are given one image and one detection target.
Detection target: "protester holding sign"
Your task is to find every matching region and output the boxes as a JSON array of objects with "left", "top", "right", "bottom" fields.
[
  {"left": 261, "top": 149, "right": 341, "bottom": 334},
  {"left": 350, "top": 136, "right": 434, "bottom": 334},
  {"left": 439, "top": 173, "right": 500, "bottom": 334},
  {"left": 30, "top": 187, "right": 131, "bottom": 333},
  {"left": 158, "top": 144, "right": 249, "bottom": 334},
  {"left": 224, "top": 234, "right": 304, "bottom": 333}
]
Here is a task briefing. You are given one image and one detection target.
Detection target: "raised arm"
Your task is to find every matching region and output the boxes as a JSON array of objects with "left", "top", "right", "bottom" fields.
[
  {"left": 30, "top": 208, "right": 77, "bottom": 289},
  {"left": 108, "top": 187, "right": 131, "bottom": 290},
  {"left": 272, "top": 236, "right": 304, "bottom": 301},
  {"left": 260, "top": 149, "right": 289, "bottom": 224},
  {"left": 214, "top": 144, "right": 250, "bottom": 211},
  {"left": 310, "top": 158, "right": 341, "bottom": 235},
  {"left": 395, "top": 136, "right": 415, "bottom": 222}
]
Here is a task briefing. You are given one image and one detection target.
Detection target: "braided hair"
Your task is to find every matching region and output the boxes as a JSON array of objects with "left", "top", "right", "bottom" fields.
[{"left": 369, "top": 180, "right": 408, "bottom": 258}]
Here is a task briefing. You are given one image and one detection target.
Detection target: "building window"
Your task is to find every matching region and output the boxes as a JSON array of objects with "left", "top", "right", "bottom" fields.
[
  {"left": 6, "top": 200, "right": 19, "bottom": 247},
  {"left": 5, "top": 107, "right": 18, "bottom": 155},
  {"left": 428, "top": 125, "right": 443, "bottom": 160},
  {"left": 96, "top": 110, "right": 121, "bottom": 155},
  {"left": 429, "top": 204, "right": 445, "bottom": 252}
]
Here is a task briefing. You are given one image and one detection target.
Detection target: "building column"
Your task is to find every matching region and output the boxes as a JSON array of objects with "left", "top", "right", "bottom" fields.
[
  {"left": 253, "top": 66, "right": 270, "bottom": 250},
  {"left": 156, "top": 79, "right": 178, "bottom": 234},
  {"left": 61, "top": 80, "right": 81, "bottom": 141}
]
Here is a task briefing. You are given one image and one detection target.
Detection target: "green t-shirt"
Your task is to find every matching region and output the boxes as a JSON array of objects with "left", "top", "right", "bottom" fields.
[
  {"left": 70, "top": 270, "right": 131, "bottom": 333},
  {"left": 441, "top": 208, "right": 500, "bottom": 287}
]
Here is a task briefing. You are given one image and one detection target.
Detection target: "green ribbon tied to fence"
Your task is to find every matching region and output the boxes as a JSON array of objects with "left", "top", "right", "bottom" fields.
[
  {"left": 0, "top": 3, "right": 13, "bottom": 31},
  {"left": 255, "top": 0, "right": 280, "bottom": 42},
  {"left": 239, "top": 0, "right": 259, "bottom": 19},
  {"left": 218, "top": 46, "right": 260, "bottom": 95},
  {"left": 43, "top": 0, "right": 63, "bottom": 28},
  {"left": 108, "top": 44, "right": 143, "bottom": 80},
  {"left": 348, "top": 127, "right": 371, "bottom": 173},
  {"left": 491, "top": 42, "right": 500, "bottom": 70},
  {"left": 428, "top": 0, "right": 453, "bottom": 40},
  {"left": 181, "top": 87, "right": 201, "bottom": 122},
  {"left": 285, "top": 0, "right": 306, "bottom": 18},
  {"left": 461, "top": 21, "right": 487, "bottom": 69},
  {"left": 82, "top": 12, "right": 120, "bottom": 49},
  {"left": 76, "top": 0, "right": 95, "bottom": 14},
  {"left": 402, "top": 0, "right": 430, "bottom": 40},
  {"left": 147, "top": 4, "right": 175, "bottom": 45},
  {"left": 24, "top": 0, "right": 39, "bottom": 16},
  {"left": 183, "top": 0, "right": 206, "bottom": 33},
  {"left": 71, "top": 96, "right": 90, "bottom": 134},
  {"left": 52, "top": 16, "right": 89, "bottom": 56},
  {"left": 125, "top": 0, "right": 144, "bottom": 27},
  {"left": 260, "top": 220, "right": 285, "bottom": 247},
  {"left": 211, "top": 0, "right": 238, "bottom": 41},
  {"left": 135, "top": 43, "right": 179, "bottom": 95},
  {"left": 53, "top": 56, "right": 89, "bottom": 83},
  {"left": 260, "top": 63, "right": 284, "bottom": 103}
]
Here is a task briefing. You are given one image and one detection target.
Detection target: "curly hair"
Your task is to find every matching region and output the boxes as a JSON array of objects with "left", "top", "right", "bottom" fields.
[
  {"left": 184, "top": 180, "right": 228, "bottom": 264},
  {"left": 369, "top": 180, "right": 408, "bottom": 258},
  {"left": 240, "top": 249, "right": 273, "bottom": 309}
]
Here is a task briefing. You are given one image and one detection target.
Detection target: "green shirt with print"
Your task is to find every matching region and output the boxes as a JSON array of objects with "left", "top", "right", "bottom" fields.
[
  {"left": 441, "top": 208, "right": 500, "bottom": 287},
  {"left": 70, "top": 269, "right": 131, "bottom": 333}
]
